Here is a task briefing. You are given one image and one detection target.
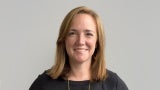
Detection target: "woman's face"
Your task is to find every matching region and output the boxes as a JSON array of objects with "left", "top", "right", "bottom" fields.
[{"left": 65, "top": 14, "right": 97, "bottom": 63}]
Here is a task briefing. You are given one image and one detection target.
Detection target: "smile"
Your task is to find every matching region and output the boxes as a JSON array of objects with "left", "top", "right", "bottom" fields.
[{"left": 74, "top": 48, "right": 88, "bottom": 51}]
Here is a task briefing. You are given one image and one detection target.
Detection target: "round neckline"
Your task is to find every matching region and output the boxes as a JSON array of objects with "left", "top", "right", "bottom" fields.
[{"left": 68, "top": 80, "right": 90, "bottom": 86}]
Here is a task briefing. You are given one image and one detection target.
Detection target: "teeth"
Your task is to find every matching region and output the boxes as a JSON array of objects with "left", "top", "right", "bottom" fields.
[
  {"left": 75, "top": 49, "right": 87, "bottom": 51},
  {"left": 76, "top": 49, "right": 85, "bottom": 50}
]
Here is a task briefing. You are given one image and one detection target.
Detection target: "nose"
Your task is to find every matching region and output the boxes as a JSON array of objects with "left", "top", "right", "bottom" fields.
[{"left": 76, "top": 34, "right": 85, "bottom": 45}]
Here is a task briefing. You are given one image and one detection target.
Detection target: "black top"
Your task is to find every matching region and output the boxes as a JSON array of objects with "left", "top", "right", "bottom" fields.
[{"left": 29, "top": 70, "right": 128, "bottom": 90}]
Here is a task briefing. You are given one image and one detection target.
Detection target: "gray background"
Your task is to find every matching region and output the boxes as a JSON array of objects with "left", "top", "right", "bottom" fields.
[{"left": 0, "top": 0, "right": 160, "bottom": 90}]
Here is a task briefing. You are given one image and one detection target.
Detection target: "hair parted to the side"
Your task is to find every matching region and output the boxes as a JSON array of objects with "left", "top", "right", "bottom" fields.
[{"left": 47, "top": 6, "right": 107, "bottom": 81}]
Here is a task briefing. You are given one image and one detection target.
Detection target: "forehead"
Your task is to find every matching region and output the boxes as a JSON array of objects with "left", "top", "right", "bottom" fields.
[{"left": 70, "top": 14, "right": 96, "bottom": 30}]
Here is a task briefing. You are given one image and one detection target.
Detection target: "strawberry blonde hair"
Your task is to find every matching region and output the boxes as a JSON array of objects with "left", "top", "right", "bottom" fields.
[{"left": 48, "top": 6, "right": 107, "bottom": 81}]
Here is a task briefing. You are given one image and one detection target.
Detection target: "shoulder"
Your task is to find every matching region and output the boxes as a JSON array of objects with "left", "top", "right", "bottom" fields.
[
  {"left": 29, "top": 70, "right": 64, "bottom": 90},
  {"left": 102, "top": 70, "right": 128, "bottom": 90},
  {"left": 29, "top": 71, "right": 50, "bottom": 90}
]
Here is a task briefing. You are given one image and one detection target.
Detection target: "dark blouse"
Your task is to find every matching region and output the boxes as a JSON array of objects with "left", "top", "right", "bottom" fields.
[{"left": 29, "top": 70, "right": 128, "bottom": 90}]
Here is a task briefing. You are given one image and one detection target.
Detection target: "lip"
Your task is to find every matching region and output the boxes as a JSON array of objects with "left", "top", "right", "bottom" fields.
[{"left": 74, "top": 48, "right": 88, "bottom": 51}]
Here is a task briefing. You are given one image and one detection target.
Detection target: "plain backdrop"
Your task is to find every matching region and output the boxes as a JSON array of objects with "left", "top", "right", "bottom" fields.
[{"left": 0, "top": 0, "right": 160, "bottom": 90}]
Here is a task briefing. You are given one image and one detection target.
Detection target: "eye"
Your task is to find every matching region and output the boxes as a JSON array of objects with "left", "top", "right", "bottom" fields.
[
  {"left": 68, "top": 31, "right": 76, "bottom": 36},
  {"left": 86, "top": 33, "right": 93, "bottom": 36}
]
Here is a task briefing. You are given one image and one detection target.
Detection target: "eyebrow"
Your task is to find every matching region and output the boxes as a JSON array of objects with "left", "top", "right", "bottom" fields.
[
  {"left": 85, "top": 29, "right": 96, "bottom": 33},
  {"left": 69, "top": 29, "right": 96, "bottom": 33},
  {"left": 69, "top": 29, "right": 77, "bottom": 32}
]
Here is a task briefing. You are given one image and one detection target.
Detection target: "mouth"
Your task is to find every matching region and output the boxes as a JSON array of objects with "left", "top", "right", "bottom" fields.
[{"left": 74, "top": 48, "right": 88, "bottom": 51}]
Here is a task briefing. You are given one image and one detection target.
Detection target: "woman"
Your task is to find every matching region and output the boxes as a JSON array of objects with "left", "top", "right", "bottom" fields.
[{"left": 29, "top": 6, "right": 128, "bottom": 90}]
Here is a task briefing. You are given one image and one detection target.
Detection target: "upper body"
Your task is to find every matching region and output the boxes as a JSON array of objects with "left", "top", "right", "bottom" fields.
[
  {"left": 29, "top": 70, "right": 128, "bottom": 90},
  {"left": 30, "top": 6, "right": 128, "bottom": 90}
]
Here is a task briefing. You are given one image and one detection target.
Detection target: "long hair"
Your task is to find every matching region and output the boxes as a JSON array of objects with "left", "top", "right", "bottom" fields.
[{"left": 48, "top": 6, "right": 107, "bottom": 81}]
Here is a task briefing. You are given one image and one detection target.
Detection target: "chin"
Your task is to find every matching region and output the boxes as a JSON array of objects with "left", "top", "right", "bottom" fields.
[{"left": 75, "top": 57, "right": 90, "bottom": 63}]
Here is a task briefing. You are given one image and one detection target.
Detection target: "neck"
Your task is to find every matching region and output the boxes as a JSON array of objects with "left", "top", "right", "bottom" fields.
[{"left": 68, "top": 60, "right": 91, "bottom": 81}]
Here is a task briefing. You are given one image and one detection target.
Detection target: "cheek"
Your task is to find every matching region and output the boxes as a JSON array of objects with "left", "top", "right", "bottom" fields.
[
  {"left": 65, "top": 38, "right": 75, "bottom": 48},
  {"left": 88, "top": 39, "right": 97, "bottom": 48},
  {"left": 65, "top": 40, "right": 72, "bottom": 55}
]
